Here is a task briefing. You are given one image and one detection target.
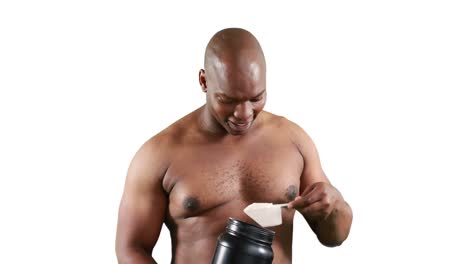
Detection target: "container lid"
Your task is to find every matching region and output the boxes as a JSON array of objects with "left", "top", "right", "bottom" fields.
[{"left": 226, "top": 218, "right": 275, "bottom": 244}]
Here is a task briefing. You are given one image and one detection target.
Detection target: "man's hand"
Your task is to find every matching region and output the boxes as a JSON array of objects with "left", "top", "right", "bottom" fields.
[
  {"left": 288, "top": 182, "right": 344, "bottom": 220},
  {"left": 288, "top": 181, "right": 352, "bottom": 246}
]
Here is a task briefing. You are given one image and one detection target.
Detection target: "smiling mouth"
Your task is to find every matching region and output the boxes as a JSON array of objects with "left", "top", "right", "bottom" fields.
[{"left": 227, "top": 120, "right": 252, "bottom": 131}]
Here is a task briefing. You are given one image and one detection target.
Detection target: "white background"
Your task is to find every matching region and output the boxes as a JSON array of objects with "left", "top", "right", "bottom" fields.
[{"left": 1, "top": 1, "right": 467, "bottom": 263}]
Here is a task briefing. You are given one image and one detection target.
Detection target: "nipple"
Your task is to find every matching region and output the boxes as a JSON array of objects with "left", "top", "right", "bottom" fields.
[
  {"left": 183, "top": 197, "right": 200, "bottom": 211},
  {"left": 285, "top": 185, "right": 298, "bottom": 201}
]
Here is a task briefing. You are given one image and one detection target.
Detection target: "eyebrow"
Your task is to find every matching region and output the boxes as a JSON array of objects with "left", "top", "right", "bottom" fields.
[{"left": 219, "top": 89, "right": 265, "bottom": 100}]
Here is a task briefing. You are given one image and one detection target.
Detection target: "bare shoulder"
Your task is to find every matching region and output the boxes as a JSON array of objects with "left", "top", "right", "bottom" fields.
[
  {"left": 127, "top": 111, "right": 196, "bottom": 185},
  {"left": 262, "top": 112, "right": 327, "bottom": 185},
  {"left": 125, "top": 133, "right": 170, "bottom": 190},
  {"left": 138, "top": 108, "right": 198, "bottom": 156},
  {"left": 261, "top": 111, "right": 315, "bottom": 149}
]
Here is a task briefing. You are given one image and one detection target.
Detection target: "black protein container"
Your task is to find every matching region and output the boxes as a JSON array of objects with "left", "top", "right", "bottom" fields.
[{"left": 211, "top": 217, "right": 275, "bottom": 264}]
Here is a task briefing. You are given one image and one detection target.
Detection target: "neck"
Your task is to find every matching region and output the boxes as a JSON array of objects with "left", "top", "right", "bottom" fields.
[{"left": 198, "top": 105, "right": 228, "bottom": 136}]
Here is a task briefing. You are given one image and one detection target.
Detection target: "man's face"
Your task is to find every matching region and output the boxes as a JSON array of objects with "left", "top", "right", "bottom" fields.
[{"left": 204, "top": 61, "right": 266, "bottom": 135}]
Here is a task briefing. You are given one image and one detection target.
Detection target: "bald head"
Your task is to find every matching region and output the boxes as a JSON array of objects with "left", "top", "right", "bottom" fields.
[
  {"left": 203, "top": 28, "right": 266, "bottom": 79},
  {"left": 199, "top": 28, "right": 267, "bottom": 135}
]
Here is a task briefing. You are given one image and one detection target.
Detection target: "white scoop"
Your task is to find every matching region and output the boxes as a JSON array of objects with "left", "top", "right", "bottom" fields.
[{"left": 243, "top": 203, "right": 289, "bottom": 227}]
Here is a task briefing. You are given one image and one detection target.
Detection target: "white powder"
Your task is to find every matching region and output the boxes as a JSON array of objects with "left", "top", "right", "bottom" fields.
[{"left": 243, "top": 203, "right": 283, "bottom": 228}]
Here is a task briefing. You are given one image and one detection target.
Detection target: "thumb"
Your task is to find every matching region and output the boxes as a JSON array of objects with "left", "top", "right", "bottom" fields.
[{"left": 288, "top": 196, "right": 302, "bottom": 208}]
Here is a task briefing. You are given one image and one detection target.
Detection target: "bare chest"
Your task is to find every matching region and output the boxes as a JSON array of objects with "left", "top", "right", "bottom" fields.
[{"left": 163, "top": 139, "right": 303, "bottom": 220}]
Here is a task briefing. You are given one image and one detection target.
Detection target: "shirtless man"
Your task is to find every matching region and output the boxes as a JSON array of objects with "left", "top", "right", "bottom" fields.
[{"left": 115, "top": 28, "right": 353, "bottom": 264}]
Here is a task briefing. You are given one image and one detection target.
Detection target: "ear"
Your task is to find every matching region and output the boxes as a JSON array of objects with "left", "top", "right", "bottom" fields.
[{"left": 199, "top": 69, "right": 208, "bottom": 93}]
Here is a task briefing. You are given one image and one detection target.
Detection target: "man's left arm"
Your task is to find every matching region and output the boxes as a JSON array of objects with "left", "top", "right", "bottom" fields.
[{"left": 287, "top": 122, "right": 353, "bottom": 247}]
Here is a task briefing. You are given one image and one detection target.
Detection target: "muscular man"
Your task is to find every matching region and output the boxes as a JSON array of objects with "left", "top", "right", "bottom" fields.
[{"left": 115, "top": 28, "right": 353, "bottom": 264}]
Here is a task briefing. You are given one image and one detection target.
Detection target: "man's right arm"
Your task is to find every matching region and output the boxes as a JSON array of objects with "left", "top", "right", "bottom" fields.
[{"left": 115, "top": 136, "right": 169, "bottom": 264}]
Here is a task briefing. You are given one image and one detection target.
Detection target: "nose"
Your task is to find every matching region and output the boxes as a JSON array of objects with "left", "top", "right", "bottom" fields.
[{"left": 233, "top": 101, "right": 253, "bottom": 121}]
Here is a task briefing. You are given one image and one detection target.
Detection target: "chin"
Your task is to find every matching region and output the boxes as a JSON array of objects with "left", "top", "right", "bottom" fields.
[{"left": 229, "top": 129, "right": 249, "bottom": 135}]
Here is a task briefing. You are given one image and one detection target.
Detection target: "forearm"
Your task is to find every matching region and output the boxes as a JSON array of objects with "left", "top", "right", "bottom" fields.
[
  {"left": 307, "top": 201, "right": 353, "bottom": 247},
  {"left": 117, "top": 247, "right": 158, "bottom": 264}
]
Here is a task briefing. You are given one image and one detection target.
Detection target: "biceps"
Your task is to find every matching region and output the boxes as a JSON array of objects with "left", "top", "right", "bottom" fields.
[
  {"left": 116, "top": 187, "right": 167, "bottom": 252},
  {"left": 286, "top": 121, "right": 330, "bottom": 192},
  {"left": 299, "top": 146, "right": 329, "bottom": 192}
]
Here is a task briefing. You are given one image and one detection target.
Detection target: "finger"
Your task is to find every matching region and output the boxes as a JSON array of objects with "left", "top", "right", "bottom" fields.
[
  {"left": 289, "top": 184, "right": 318, "bottom": 209},
  {"left": 300, "top": 184, "right": 317, "bottom": 196},
  {"left": 288, "top": 196, "right": 308, "bottom": 209},
  {"left": 302, "top": 187, "right": 324, "bottom": 205},
  {"left": 299, "top": 203, "right": 326, "bottom": 219},
  {"left": 307, "top": 200, "right": 334, "bottom": 219}
]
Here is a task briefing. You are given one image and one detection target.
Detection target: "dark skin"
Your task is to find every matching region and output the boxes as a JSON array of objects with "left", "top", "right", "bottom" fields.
[{"left": 115, "top": 28, "right": 353, "bottom": 264}]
